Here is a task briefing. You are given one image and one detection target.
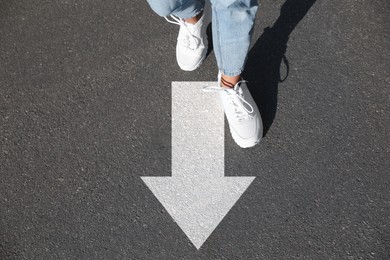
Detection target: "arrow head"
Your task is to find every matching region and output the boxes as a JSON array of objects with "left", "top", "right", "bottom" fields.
[{"left": 141, "top": 176, "right": 255, "bottom": 249}]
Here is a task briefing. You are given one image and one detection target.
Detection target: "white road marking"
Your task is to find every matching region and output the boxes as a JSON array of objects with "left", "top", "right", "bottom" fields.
[{"left": 141, "top": 82, "right": 255, "bottom": 249}]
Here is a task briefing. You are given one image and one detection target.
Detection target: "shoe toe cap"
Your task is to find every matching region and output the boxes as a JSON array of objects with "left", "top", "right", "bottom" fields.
[
  {"left": 176, "top": 47, "right": 206, "bottom": 71},
  {"left": 230, "top": 116, "right": 263, "bottom": 148}
]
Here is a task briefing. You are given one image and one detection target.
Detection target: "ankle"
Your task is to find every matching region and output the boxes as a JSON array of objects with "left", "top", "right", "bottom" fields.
[{"left": 221, "top": 74, "right": 241, "bottom": 88}]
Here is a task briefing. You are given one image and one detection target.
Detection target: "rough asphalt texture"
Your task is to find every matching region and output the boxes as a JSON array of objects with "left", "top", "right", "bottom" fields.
[{"left": 1, "top": 0, "right": 389, "bottom": 259}]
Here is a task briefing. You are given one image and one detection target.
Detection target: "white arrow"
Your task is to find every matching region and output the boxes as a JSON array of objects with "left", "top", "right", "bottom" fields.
[{"left": 141, "top": 82, "right": 255, "bottom": 249}]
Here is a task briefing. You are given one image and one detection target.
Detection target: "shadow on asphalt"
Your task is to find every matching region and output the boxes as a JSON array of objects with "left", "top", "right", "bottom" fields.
[
  {"left": 206, "top": 23, "right": 214, "bottom": 58},
  {"left": 243, "top": 0, "right": 317, "bottom": 137}
]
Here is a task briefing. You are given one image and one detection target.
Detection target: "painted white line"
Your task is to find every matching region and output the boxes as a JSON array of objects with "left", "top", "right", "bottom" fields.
[{"left": 141, "top": 82, "right": 255, "bottom": 249}]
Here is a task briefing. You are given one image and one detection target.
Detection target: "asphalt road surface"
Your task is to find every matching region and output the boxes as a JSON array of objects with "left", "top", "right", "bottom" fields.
[{"left": 1, "top": 0, "right": 389, "bottom": 259}]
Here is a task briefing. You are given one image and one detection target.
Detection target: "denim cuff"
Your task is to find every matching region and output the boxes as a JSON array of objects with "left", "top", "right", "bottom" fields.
[
  {"left": 173, "top": 0, "right": 205, "bottom": 19},
  {"left": 219, "top": 68, "right": 243, "bottom": 77}
]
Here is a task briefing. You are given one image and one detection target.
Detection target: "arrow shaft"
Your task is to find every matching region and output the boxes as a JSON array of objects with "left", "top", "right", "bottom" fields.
[{"left": 172, "top": 82, "right": 225, "bottom": 178}]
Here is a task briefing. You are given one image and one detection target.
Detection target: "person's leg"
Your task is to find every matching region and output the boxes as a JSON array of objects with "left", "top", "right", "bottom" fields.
[
  {"left": 147, "top": 0, "right": 204, "bottom": 20},
  {"left": 147, "top": 0, "right": 210, "bottom": 71},
  {"left": 210, "top": 0, "right": 258, "bottom": 87},
  {"left": 203, "top": 0, "right": 262, "bottom": 148}
]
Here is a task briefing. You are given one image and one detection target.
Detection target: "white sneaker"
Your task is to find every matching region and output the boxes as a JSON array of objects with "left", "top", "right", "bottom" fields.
[
  {"left": 203, "top": 73, "right": 263, "bottom": 148},
  {"left": 165, "top": 2, "right": 211, "bottom": 71}
]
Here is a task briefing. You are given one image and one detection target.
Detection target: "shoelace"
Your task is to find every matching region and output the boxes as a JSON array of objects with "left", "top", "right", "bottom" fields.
[
  {"left": 165, "top": 15, "right": 200, "bottom": 50},
  {"left": 203, "top": 81, "right": 254, "bottom": 121}
]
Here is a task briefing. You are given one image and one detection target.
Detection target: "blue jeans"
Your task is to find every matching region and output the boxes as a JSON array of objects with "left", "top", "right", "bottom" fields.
[{"left": 147, "top": 0, "right": 259, "bottom": 76}]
